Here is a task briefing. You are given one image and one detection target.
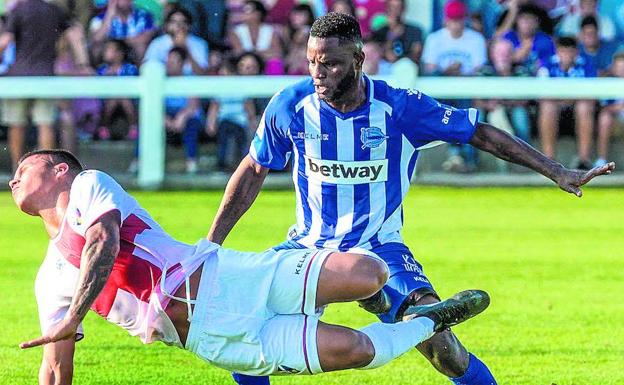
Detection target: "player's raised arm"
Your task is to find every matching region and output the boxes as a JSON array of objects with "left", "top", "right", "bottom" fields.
[
  {"left": 469, "top": 122, "right": 616, "bottom": 196},
  {"left": 207, "top": 155, "right": 269, "bottom": 245},
  {"left": 20, "top": 210, "right": 121, "bottom": 349}
]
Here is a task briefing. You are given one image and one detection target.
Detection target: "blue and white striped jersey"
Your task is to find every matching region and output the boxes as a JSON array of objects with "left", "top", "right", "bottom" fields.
[{"left": 250, "top": 75, "right": 479, "bottom": 251}]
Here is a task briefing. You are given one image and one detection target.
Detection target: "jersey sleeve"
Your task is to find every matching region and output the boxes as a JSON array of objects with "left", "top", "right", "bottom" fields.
[
  {"left": 68, "top": 170, "right": 137, "bottom": 236},
  {"left": 396, "top": 89, "right": 479, "bottom": 147},
  {"left": 248, "top": 92, "right": 294, "bottom": 169},
  {"left": 35, "top": 254, "right": 84, "bottom": 341}
]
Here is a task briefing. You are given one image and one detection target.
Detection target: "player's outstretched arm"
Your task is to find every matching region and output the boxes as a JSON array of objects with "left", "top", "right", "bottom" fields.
[
  {"left": 20, "top": 210, "right": 121, "bottom": 349},
  {"left": 207, "top": 155, "right": 269, "bottom": 245},
  {"left": 39, "top": 339, "right": 76, "bottom": 385},
  {"left": 469, "top": 122, "right": 615, "bottom": 197}
]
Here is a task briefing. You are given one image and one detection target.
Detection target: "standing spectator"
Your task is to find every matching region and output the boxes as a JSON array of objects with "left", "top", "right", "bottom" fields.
[
  {"left": 557, "top": 0, "right": 615, "bottom": 41},
  {"left": 422, "top": 0, "right": 487, "bottom": 172},
  {"left": 164, "top": 46, "right": 203, "bottom": 174},
  {"left": 206, "top": 53, "right": 260, "bottom": 171},
  {"left": 0, "top": 0, "right": 78, "bottom": 170},
  {"left": 144, "top": 6, "right": 209, "bottom": 75},
  {"left": 537, "top": 36, "right": 596, "bottom": 169},
  {"left": 499, "top": 3, "right": 555, "bottom": 72},
  {"left": 54, "top": 24, "right": 98, "bottom": 154},
  {"left": 578, "top": 15, "right": 621, "bottom": 76},
  {"left": 596, "top": 52, "right": 624, "bottom": 167},
  {"left": 97, "top": 39, "right": 139, "bottom": 140},
  {"left": 371, "top": 0, "right": 423, "bottom": 65},
  {"left": 89, "top": 0, "right": 156, "bottom": 62}
]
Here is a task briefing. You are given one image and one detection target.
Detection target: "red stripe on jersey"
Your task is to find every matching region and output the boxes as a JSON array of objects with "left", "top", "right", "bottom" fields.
[
  {"left": 92, "top": 214, "right": 158, "bottom": 317},
  {"left": 55, "top": 213, "right": 162, "bottom": 318}
]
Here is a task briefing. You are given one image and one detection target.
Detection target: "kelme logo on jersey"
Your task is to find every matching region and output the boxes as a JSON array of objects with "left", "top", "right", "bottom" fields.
[
  {"left": 360, "top": 127, "right": 389, "bottom": 149},
  {"left": 304, "top": 155, "right": 388, "bottom": 184}
]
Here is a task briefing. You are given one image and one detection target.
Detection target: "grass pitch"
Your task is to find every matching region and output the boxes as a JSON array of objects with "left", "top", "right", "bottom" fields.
[{"left": 1, "top": 187, "right": 623, "bottom": 385}]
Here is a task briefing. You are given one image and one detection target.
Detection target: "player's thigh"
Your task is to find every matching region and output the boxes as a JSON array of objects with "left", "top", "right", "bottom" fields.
[
  {"left": 266, "top": 248, "right": 333, "bottom": 316},
  {"left": 259, "top": 314, "right": 322, "bottom": 375},
  {"left": 373, "top": 243, "right": 438, "bottom": 323}
]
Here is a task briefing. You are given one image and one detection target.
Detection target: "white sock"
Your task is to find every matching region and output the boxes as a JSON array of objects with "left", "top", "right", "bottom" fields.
[{"left": 358, "top": 317, "right": 435, "bottom": 370}]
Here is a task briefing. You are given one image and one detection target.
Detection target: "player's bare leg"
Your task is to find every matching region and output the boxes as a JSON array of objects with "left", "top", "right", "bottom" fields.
[
  {"left": 538, "top": 99, "right": 560, "bottom": 159},
  {"left": 316, "top": 290, "right": 490, "bottom": 372},
  {"left": 314, "top": 252, "right": 389, "bottom": 307},
  {"left": 574, "top": 100, "right": 594, "bottom": 164}
]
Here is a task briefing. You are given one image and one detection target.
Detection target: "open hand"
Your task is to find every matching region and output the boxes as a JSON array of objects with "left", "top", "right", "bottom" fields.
[
  {"left": 20, "top": 317, "right": 79, "bottom": 349},
  {"left": 557, "top": 162, "right": 616, "bottom": 197}
]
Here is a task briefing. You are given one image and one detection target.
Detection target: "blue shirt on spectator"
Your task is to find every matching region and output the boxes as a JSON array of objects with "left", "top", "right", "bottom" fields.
[
  {"left": 90, "top": 8, "right": 154, "bottom": 40},
  {"left": 537, "top": 54, "right": 597, "bottom": 78},
  {"left": 503, "top": 30, "right": 555, "bottom": 70},
  {"left": 97, "top": 63, "right": 139, "bottom": 76},
  {"left": 579, "top": 40, "right": 622, "bottom": 74}
]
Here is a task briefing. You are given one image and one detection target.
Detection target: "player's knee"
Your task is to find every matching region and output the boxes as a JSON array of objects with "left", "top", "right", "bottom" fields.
[
  {"left": 344, "top": 330, "right": 376, "bottom": 368},
  {"left": 359, "top": 257, "right": 388, "bottom": 297}
]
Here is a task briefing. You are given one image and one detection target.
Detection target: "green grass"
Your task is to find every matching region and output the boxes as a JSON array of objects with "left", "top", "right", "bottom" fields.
[{"left": 1, "top": 187, "right": 623, "bottom": 385}]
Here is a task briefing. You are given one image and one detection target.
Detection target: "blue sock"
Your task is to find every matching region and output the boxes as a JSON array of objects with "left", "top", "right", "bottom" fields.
[
  {"left": 450, "top": 353, "right": 497, "bottom": 385},
  {"left": 231, "top": 373, "right": 270, "bottom": 385}
]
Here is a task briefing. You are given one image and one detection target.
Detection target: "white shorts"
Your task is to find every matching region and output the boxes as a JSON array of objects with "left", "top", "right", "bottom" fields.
[{"left": 185, "top": 246, "right": 332, "bottom": 376}]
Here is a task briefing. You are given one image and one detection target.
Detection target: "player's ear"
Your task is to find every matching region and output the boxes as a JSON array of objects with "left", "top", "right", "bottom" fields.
[
  {"left": 354, "top": 46, "right": 365, "bottom": 71},
  {"left": 53, "top": 163, "right": 70, "bottom": 178}
]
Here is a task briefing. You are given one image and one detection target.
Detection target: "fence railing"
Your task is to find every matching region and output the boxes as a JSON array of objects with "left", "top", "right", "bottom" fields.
[{"left": 2, "top": 61, "right": 624, "bottom": 188}]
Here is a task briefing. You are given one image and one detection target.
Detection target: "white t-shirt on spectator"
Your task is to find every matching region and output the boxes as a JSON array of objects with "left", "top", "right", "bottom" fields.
[
  {"left": 143, "top": 33, "right": 209, "bottom": 74},
  {"left": 422, "top": 27, "right": 487, "bottom": 75}
]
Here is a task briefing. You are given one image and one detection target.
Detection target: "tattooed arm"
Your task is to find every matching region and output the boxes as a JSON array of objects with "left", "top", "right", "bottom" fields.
[
  {"left": 470, "top": 122, "right": 615, "bottom": 196},
  {"left": 21, "top": 210, "right": 121, "bottom": 350}
]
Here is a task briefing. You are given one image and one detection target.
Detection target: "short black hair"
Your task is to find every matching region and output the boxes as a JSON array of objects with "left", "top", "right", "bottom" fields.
[
  {"left": 310, "top": 12, "right": 362, "bottom": 46},
  {"left": 19, "top": 149, "right": 84, "bottom": 174},
  {"left": 580, "top": 15, "right": 599, "bottom": 30},
  {"left": 237, "top": 51, "right": 265, "bottom": 74},
  {"left": 166, "top": 5, "right": 193, "bottom": 25},
  {"left": 169, "top": 45, "right": 188, "bottom": 62},
  {"left": 106, "top": 39, "right": 131, "bottom": 62},
  {"left": 557, "top": 36, "right": 578, "bottom": 48}
]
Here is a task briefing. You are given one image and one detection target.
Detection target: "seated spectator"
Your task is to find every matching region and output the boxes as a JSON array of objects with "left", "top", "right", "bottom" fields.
[
  {"left": 328, "top": 0, "right": 356, "bottom": 17},
  {"left": 229, "top": 1, "right": 281, "bottom": 62},
  {"left": 164, "top": 46, "right": 204, "bottom": 174},
  {"left": 144, "top": 6, "right": 209, "bottom": 75},
  {"left": 362, "top": 39, "right": 392, "bottom": 75},
  {"left": 499, "top": 3, "right": 555, "bottom": 73},
  {"left": 475, "top": 38, "right": 531, "bottom": 147},
  {"left": 325, "top": 0, "right": 385, "bottom": 38},
  {"left": 596, "top": 52, "right": 624, "bottom": 167},
  {"left": 175, "top": 0, "right": 227, "bottom": 49},
  {"left": 372, "top": 0, "right": 423, "bottom": 65},
  {"left": 206, "top": 53, "right": 260, "bottom": 171},
  {"left": 537, "top": 36, "right": 596, "bottom": 169},
  {"left": 282, "top": 5, "right": 313, "bottom": 75},
  {"left": 280, "top": 3, "right": 314, "bottom": 52},
  {"left": 422, "top": 0, "right": 486, "bottom": 173},
  {"left": 89, "top": 0, "right": 156, "bottom": 62},
  {"left": 557, "top": 0, "right": 615, "bottom": 41},
  {"left": 0, "top": 15, "right": 15, "bottom": 74},
  {"left": 578, "top": 15, "right": 621, "bottom": 76},
  {"left": 97, "top": 39, "right": 139, "bottom": 140}
]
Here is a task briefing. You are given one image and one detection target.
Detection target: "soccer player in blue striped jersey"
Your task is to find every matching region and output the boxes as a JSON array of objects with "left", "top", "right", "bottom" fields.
[{"left": 207, "top": 12, "right": 615, "bottom": 385}]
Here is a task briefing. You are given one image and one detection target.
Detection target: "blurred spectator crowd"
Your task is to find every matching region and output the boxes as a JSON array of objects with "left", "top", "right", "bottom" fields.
[{"left": 0, "top": 0, "right": 623, "bottom": 174}]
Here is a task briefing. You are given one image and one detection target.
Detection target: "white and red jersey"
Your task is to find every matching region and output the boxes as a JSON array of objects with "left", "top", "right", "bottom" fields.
[{"left": 35, "top": 170, "right": 218, "bottom": 347}]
